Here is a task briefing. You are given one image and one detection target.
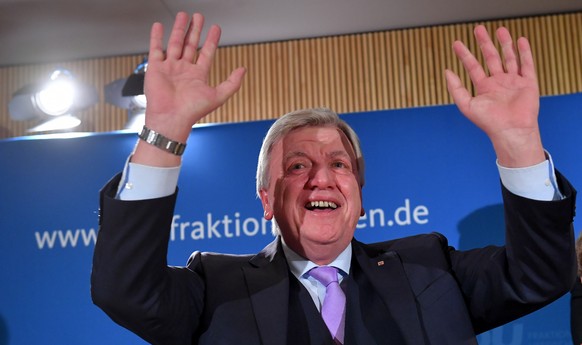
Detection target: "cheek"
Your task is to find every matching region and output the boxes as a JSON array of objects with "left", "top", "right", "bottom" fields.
[
  {"left": 339, "top": 178, "right": 361, "bottom": 200},
  {"left": 271, "top": 179, "right": 297, "bottom": 214},
  {"left": 279, "top": 175, "right": 306, "bottom": 197},
  {"left": 343, "top": 187, "right": 364, "bottom": 218}
]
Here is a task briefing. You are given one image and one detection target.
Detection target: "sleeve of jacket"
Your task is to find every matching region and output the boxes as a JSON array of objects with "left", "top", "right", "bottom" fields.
[
  {"left": 571, "top": 278, "right": 582, "bottom": 344},
  {"left": 91, "top": 173, "right": 205, "bottom": 345},
  {"left": 449, "top": 170, "right": 577, "bottom": 334}
]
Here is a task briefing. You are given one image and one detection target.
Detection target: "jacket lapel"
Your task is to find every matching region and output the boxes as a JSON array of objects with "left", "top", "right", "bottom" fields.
[
  {"left": 242, "top": 237, "right": 290, "bottom": 345},
  {"left": 352, "top": 240, "right": 426, "bottom": 344}
]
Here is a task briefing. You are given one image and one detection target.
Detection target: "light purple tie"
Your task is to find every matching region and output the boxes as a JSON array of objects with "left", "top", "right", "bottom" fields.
[{"left": 309, "top": 266, "right": 346, "bottom": 344}]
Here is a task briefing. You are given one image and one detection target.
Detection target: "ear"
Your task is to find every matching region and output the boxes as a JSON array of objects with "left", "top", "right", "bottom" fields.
[
  {"left": 259, "top": 189, "right": 273, "bottom": 220},
  {"left": 359, "top": 188, "right": 365, "bottom": 217}
]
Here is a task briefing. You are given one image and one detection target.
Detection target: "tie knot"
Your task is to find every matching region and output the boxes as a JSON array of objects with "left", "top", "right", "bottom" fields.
[{"left": 309, "top": 266, "right": 339, "bottom": 286}]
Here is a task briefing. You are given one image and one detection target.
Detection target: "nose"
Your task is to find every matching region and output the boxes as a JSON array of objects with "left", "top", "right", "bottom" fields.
[{"left": 307, "top": 164, "right": 334, "bottom": 189}]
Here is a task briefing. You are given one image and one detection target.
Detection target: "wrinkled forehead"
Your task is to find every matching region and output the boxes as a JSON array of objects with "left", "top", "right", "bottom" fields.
[{"left": 277, "top": 125, "right": 357, "bottom": 158}]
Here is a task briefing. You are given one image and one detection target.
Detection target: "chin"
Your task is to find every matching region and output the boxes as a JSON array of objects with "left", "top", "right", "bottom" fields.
[{"left": 305, "top": 228, "right": 344, "bottom": 244}]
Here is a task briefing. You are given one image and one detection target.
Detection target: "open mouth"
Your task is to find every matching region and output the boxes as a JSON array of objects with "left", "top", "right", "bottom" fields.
[{"left": 305, "top": 201, "right": 338, "bottom": 210}]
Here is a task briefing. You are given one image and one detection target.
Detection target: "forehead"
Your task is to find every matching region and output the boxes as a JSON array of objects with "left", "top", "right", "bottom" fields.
[
  {"left": 271, "top": 126, "right": 356, "bottom": 160},
  {"left": 278, "top": 126, "right": 354, "bottom": 153}
]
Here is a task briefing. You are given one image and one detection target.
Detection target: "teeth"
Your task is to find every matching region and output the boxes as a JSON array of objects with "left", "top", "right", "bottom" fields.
[{"left": 309, "top": 201, "right": 338, "bottom": 209}]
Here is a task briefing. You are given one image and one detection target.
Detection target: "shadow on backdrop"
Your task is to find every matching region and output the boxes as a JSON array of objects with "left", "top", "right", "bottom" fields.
[
  {"left": 0, "top": 313, "right": 9, "bottom": 345},
  {"left": 457, "top": 203, "right": 572, "bottom": 344},
  {"left": 457, "top": 204, "right": 505, "bottom": 250}
]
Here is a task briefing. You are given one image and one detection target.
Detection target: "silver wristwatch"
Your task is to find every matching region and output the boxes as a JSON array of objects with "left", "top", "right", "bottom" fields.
[{"left": 138, "top": 126, "right": 187, "bottom": 156}]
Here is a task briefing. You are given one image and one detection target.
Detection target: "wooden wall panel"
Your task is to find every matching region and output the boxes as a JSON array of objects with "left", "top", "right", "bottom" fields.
[{"left": 1, "top": 12, "right": 581, "bottom": 139}]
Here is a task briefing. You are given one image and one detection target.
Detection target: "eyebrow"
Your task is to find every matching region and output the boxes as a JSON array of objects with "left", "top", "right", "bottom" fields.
[
  {"left": 284, "top": 151, "right": 308, "bottom": 161},
  {"left": 328, "top": 151, "right": 351, "bottom": 160},
  {"left": 283, "top": 150, "right": 351, "bottom": 160}
]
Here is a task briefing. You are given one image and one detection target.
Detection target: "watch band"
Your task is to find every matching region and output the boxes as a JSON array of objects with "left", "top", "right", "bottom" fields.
[{"left": 138, "top": 126, "right": 187, "bottom": 156}]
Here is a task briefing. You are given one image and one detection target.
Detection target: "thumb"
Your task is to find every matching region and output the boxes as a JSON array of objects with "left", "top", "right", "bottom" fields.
[
  {"left": 215, "top": 67, "right": 246, "bottom": 105},
  {"left": 445, "top": 69, "right": 472, "bottom": 116}
]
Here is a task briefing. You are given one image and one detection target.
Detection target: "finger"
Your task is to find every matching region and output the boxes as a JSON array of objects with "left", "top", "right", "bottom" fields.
[
  {"left": 166, "top": 12, "right": 190, "bottom": 60},
  {"left": 182, "top": 13, "right": 204, "bottom": 63},
  {"left": 517, "top": 37, "right": 537, "bottom": 81},
  {"left": 215, "top": 67, "right": 246, "bottom": 104},
  {"left": 148, "top": 22, "right": 165, "bottom": 62},
  {"left": 497, "top": 27, "right": 518, "bottom": 74},
  {"left": 452, "top": 40, "right": 487, "bottom": 86},
  {"left": 474, "top": 25, "right": 504, "bottom": 75},
  {"left": 196, "top": 24, "right": 222, "bottom": 72},
  {"left": 444, "top": 69, "right": 472, "bottom": 115}
]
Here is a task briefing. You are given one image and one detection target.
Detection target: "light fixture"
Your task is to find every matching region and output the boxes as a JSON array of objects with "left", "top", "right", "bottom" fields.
[
  {"left": 8, "top": 68, "right": 98, "bottom": 133},
  {"left": 104, "top": 59, "right": 148, "bottom": 131}
]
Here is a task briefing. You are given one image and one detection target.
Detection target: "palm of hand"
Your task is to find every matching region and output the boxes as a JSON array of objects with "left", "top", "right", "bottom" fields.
[
  {"left": 144, "top": 59, "right": 222, "bottom": 127},
  {"left": 467, "top": 73, "right": 540, "bottom": 138}
]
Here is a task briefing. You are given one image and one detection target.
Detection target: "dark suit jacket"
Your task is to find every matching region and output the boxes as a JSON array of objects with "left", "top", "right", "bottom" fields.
[
  {"left": 91, "top": 172, "right": 577, "bottom": 345},
  {"left": 571, "top": 278, "right": 582, "bottom": 344}
]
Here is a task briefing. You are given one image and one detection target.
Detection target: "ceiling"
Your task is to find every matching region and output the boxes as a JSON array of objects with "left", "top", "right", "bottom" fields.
[{"left": 1, "top": 0, "right": 582, "bottom": 67}]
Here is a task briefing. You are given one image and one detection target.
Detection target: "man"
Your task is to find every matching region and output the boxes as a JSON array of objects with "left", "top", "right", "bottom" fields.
[
  {"left": 571, "top": 233, "right": 582, "bottom": 344},
  {"left": 91, "top": 12, "right": 577, "bottom": 344}
]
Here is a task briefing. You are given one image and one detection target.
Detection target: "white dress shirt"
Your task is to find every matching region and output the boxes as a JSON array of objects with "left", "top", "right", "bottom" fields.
[{"left": 282, "top": 239, "right": 351, "bottom": 311}]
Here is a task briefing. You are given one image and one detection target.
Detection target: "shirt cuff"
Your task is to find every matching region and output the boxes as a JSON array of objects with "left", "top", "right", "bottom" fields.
[
  {"left": 497, "top": 152, "right": 562, "bottom": 201},
  {"left": 116, "top": 156, "right": 181, "bottom": 200}
]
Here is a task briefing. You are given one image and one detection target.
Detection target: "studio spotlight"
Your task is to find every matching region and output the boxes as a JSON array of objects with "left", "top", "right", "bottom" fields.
[
  {"left": 8, "top": 68, "right": 98, "bottom": 132},
  {"left": 104, "top": 59, "right": 148, "bottom": 131}
]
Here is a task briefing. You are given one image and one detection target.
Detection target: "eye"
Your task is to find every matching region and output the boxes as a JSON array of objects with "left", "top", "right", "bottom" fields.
[
  {"left": 286, "top": 160, "right": 310, "bottom": 174},
  {"left": 332, "top": 161, "right": 349, "bottom": 169},
  {"left": 291, "top": 163, "right": 305, "bottom": 170}
]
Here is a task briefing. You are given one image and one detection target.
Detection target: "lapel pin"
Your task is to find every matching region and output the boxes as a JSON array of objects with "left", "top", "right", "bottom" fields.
[{"left": 377, "top": 260, "right": 384, "bottom": 266}]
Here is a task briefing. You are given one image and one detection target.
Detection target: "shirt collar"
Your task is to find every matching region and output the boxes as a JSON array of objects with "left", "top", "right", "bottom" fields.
[{"left": 281, "top": 238, "right": 352, "bottom": 280}]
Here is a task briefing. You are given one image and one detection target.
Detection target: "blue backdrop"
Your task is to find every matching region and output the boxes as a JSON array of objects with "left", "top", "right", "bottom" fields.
[{"left": 1, "top": 93, "right": 581, "bottom": 344}]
